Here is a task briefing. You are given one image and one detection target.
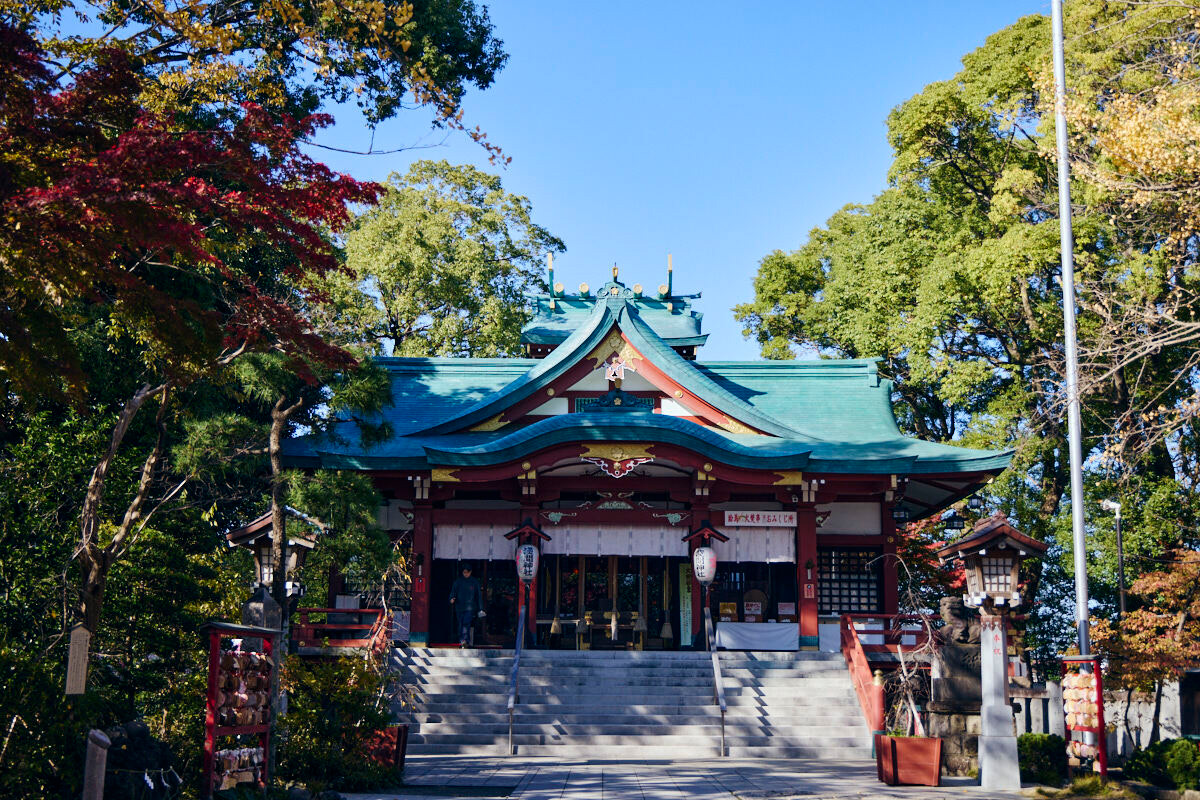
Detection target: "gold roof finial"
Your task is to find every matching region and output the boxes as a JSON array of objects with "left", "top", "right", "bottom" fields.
[{"left": 612, "top": 263, "right": 618, "bottom": 280}]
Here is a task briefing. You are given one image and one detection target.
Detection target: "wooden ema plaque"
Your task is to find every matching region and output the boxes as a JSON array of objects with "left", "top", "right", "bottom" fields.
[{"left": 201, "top": 621, "right": 281, "bottom": 798}]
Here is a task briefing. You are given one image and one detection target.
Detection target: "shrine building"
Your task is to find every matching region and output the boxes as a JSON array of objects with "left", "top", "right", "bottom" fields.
[{"left": 283, "top": 269, "right": 1012, "bottom": 651}]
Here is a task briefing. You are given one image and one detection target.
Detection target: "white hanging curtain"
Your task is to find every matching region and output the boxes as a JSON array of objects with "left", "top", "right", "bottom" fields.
[
  {"left": 541, "top": 524, "right": 688, "bottom": 557},
  {"left": 432, "top": 523, "right": 511, "bottom": 561},
  {"left": 712, "top": 526, "right": 795, "bottom": 563}
]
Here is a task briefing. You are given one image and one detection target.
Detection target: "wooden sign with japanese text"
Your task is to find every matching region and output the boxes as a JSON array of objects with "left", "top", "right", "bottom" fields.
[{"left": 723, "top": 510, "right": 797, "bottom": 527}]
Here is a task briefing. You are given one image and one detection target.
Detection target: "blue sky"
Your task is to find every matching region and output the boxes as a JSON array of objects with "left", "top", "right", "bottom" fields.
[{"left": 313, "top": 2, "right": 1049, "bottom": 360}]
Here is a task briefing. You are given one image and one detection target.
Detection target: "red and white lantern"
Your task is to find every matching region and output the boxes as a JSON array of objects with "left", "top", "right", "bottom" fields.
[
  {"left": 692, "top": 546, "right": 717, "bottom": 586},
  {"left": 516, "top": 544, "right": 539, "bottom": 582}
]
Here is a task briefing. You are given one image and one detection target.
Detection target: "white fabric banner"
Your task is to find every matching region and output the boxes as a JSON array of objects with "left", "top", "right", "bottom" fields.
[
  {"left": 712, "top": 526, "right": 795, "bottom": 563},
  {"left": 714, "top": 622, "right": 798, "bottom": 651},
  {"left": 541, "top": 524, "right": 689, "bottom": 557},
  {"left": 432, "top": 523, "right": 512, "bottom": 561}
]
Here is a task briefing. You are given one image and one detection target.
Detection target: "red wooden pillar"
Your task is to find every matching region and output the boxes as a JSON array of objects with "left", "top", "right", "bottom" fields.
[
  {"left": 881, "top": 504, "right": 899, "bottom": 614},
  {"left": 796, "top": 506, "right": 819, "bottom": 650},
  {"left": 410, "top": 503, "right": 433, "bottom": 646}
]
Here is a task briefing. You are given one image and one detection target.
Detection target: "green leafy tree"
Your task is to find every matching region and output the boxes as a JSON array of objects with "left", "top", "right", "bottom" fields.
[
  {"left": 736, "top": 3, "right": 1200, "bottom": 668},
  {"left": 336, "top": 159, "right": 565, "bottom": 357},
  {"left": 5, "top": 0, "right": 507, "bottom": 136}
]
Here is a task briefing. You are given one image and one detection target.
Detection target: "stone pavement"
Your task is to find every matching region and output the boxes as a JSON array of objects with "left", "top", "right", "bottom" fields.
[{"left": 342, "top": 755, "right": 1028, "bottom": 799}]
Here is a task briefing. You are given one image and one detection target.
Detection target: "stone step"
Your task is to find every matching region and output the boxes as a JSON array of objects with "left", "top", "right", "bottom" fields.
[
  {"left": 399, "top": 651, "right": 845, "bottom": 665},
  {"left": 406, "top": 698, "right": 857, "bottom": 712},
  {"left": 407, "top": 688, "right": 858, "bottom": 704},
  {"left": 404, "top": 743, "right": 873, "bottom": 760},
  {"left": 399, "top": 722, "right": 866, "bottom": 738},
  {"left": 392, "top": 649, "right": 868, "bottom": 760},
  {"left": 400, "top": 710, "right": 864, "bottom": 725},
  {"left": 398, "top": 664, "right": 850, "bottom": 677},
  {"left": 406, "top": 731, "right": 868, "bottom": 748},
  {"left": 399, "top": 676, "right": 853, "bottom": 691}
]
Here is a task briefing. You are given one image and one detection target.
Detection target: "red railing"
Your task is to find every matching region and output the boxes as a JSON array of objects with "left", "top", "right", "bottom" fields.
[
  {"left": 840, "top": 614, "right": 887, "bottom": 737},
  {"left": 293, "top": 608, "right": 389, "bottom": 652},
  {"left": 841, "top": 613, "right": 937, "bottom": 660}
]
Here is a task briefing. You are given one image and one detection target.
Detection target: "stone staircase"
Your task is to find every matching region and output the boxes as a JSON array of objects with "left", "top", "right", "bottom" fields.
[{"left": 392, "top": 648, "right": 873, "bottom": 759}]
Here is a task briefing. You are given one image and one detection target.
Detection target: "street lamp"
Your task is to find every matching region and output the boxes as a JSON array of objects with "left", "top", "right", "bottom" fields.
[
  {"left": 1100, "top": 499, "right": 1125, "bottom": 618},
  {"left": 936, "top": 513, "right": 1048, "bottom": 791},
  {"left": 944, "top": 511, "right": 966, "bottom": 531}
]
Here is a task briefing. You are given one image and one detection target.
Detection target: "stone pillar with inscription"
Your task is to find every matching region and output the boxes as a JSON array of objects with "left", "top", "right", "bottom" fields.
[{"left": 979, "top": 613, "right": 1020, "bottom": 790}]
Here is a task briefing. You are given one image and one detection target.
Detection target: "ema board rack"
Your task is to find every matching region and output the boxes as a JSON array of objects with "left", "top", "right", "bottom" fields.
[
  {"left": 1061, "top": 655, "right": 1108, "bottom": 777},
  {"left": 201, "top": 621, "right": 280, "bottom": 798}
]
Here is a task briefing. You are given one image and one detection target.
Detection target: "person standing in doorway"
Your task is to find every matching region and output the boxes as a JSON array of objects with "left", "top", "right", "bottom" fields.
[{"left": 449, "top": 563, "right": 483, "bottom": 647}]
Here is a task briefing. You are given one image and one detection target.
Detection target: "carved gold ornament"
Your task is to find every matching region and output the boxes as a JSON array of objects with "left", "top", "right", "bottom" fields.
[
  {"left": 586, "top": 328, "right": 644, "bottom": 371},
  {"left": 469, "top": 413, "right": 507, "bottom": 432}
]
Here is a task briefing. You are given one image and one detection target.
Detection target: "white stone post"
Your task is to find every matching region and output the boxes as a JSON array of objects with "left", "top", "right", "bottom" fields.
[{"left": 979, "top": 614, "right": 1020, "bottom": 790}]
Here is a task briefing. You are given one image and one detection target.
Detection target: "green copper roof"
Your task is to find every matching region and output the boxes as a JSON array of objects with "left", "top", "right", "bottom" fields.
[
  {"left": 522, "top": 279, "right": 708, "bottom": 347},
  {"left": 283, "top": 275, "right": 1014, "bottom": 515}
]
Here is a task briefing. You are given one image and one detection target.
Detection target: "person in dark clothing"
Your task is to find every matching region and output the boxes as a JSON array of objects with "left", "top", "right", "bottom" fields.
[{"left": 449, "top": 564, "right": 484, "bottom": 646}]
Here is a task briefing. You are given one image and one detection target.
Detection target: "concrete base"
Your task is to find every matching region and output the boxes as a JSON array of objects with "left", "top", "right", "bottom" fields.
[{"left": 979, "top": 734, "right": 1021, "bottom": 791}]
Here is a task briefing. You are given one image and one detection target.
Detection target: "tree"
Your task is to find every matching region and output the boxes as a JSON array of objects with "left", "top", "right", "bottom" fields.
[
  {"left": 5, "top": 0, "right": 507, "bottom": 133},
  {"left": 1092, "top": 550, "right": 1200, "bottom": 741},
  {"left": 0, "top": 25, "right": 380, "bottom": 646},
  {"left": 335, "top": 160, "right": 565, "bottom": 357},
  {"left": 735, "top": 2, "right": 1200, "bottom": 665}
]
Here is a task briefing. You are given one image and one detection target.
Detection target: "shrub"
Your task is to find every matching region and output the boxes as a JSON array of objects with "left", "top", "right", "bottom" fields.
[
  {"left": 1126, "top": 738, "right": 1200, "bottom": 790},
  {"left": 1164, "top": 738, "right": 1200, "bottom": 791},
  {"left": 1018, "top": 733, "right": 1068, "bottom": 786},
  {"left": 276, "top": 654, "right": 399, "bottom": 791}
]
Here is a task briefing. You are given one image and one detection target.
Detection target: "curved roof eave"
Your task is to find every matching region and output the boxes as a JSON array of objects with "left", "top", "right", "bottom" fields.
[{"left": 422, "top": 412, "right": 812, "bottom": 470}]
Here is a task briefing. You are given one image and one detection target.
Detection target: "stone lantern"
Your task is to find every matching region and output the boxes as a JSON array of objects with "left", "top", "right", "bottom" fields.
[
  {"left": 936, "top": 513, "right": 1047, "bottom": 791},
  {"left": 226, "top": 510, "right": 317, "bottom": 600}
]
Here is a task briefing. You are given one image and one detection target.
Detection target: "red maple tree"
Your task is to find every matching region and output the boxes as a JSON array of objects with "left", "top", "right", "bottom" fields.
[
  {"left": 0, "top": 22, "right": 383, "bottom": 639},
  {"left": 0, "top": 23, "right": 380, "bottom": 400}
]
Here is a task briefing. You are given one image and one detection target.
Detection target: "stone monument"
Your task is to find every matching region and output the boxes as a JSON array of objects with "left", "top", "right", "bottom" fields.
[{"left": 928, "top": 596, "right": 983, "bottom": 776}]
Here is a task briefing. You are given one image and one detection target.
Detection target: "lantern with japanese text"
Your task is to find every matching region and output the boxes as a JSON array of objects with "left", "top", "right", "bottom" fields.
[
  {"left": 516, "top": 544, "right": 539, "bottom": 582},
  {"left": 692, "top": 547, "right": 717, "bottom": 586}
]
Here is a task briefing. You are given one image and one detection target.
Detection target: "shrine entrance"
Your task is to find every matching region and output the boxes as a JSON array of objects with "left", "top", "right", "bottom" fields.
[
  {"left": 429, "top": 558, "right": 519, "bottom": 648},
  {"left": 535, "top": 554, "right": 689, "bottom": 650}
]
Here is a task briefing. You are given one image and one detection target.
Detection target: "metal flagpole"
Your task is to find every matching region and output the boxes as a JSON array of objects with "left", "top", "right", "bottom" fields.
[{"left": 1051, "top": 0, "right": 1092, "bottom": 655}]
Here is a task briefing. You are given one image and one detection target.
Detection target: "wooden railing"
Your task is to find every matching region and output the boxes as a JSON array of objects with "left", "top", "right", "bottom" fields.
[
  {"left": 840, "top": 614, "right": 887, "bottom": 739},
  {"left": 841, "top": 613, "right": 937, "bottom": 660},
  {"left": 293, "top": 608, "right": 389, "bottom": 652}
]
